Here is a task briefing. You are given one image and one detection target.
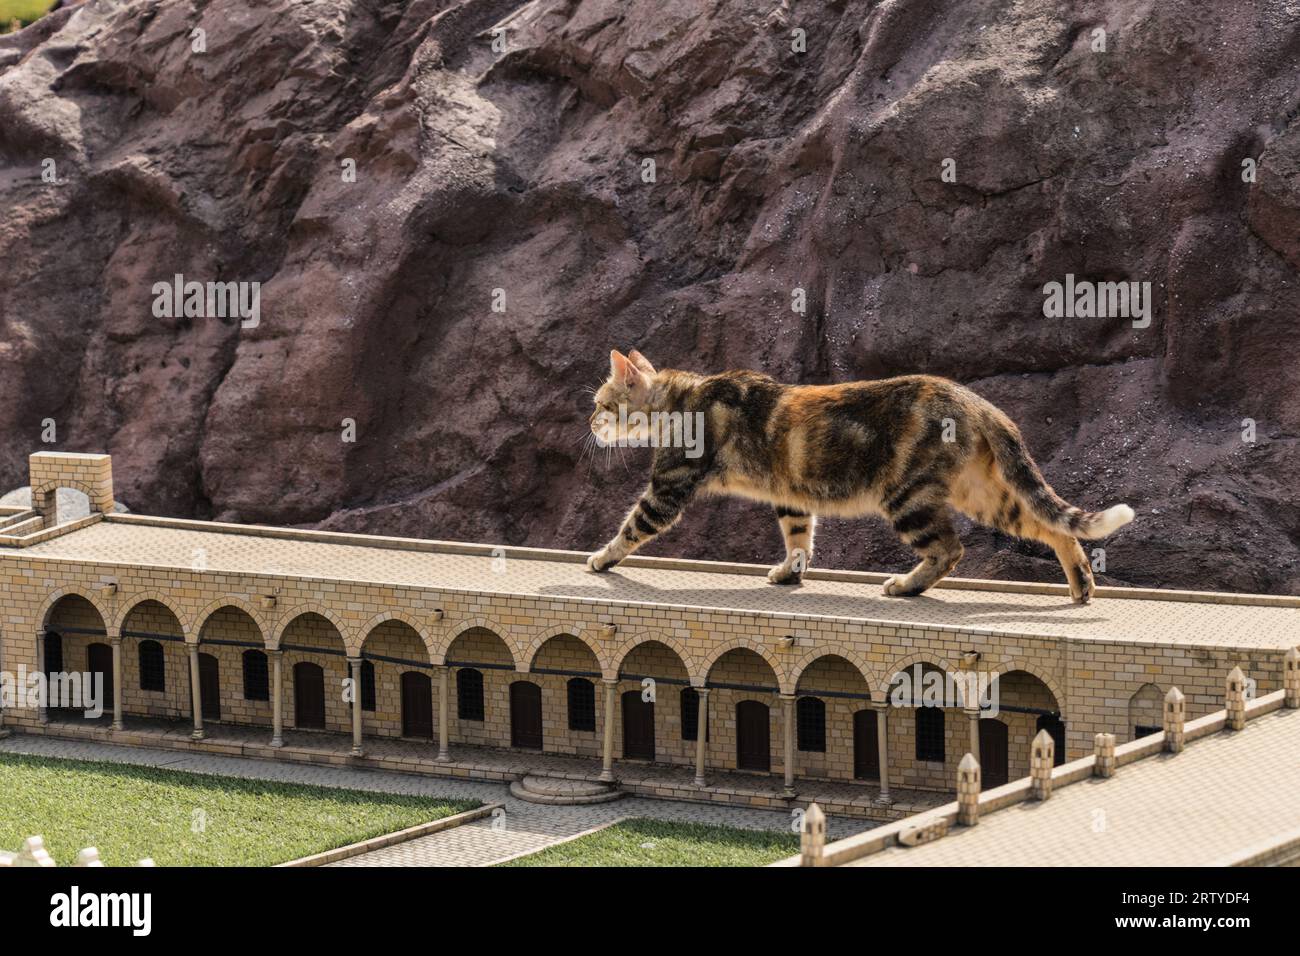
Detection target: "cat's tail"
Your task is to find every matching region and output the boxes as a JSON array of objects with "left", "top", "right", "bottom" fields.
[{"left": 984, "top": 418, "right": 1134, "bottom": 540}]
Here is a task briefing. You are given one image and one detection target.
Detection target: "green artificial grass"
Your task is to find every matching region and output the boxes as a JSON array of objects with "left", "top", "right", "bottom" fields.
[
  {"left": 500, "top": 817, "right": 800, "bottom": 867},
  {"left": 0, "top": 752, "right": 478, "bottom": 866},
  {"left": 0, "top": 1, "right": 57, "bottom": 30}
]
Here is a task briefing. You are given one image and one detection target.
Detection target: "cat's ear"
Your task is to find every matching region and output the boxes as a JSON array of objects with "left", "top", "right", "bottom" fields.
[
  {"left": 610, "top": 349, "right": 641, "bottom": 387},
  {"left": 628, "top": 350, "right": 657, "bottom": 375}
]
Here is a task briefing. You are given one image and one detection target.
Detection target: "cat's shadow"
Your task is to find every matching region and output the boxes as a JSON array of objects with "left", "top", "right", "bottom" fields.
[{"left": 538, "top": 575, "right": 1110, "bottom": 626}]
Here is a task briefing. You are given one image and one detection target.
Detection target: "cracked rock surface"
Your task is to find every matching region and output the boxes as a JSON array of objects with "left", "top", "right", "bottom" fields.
[{"left": 2, "top": 0, "right": 1297, "bottom": 594}]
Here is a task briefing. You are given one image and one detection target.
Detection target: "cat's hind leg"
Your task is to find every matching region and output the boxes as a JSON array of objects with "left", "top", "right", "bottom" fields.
[
  {"left": 769, "top": 506, "right": 815, "bottom": 584},
  {"left": 955, "top": 474, "right": 1096, "bottom": 604},
  {"left": 882, "top": 506, "right": 964, "bottom": 597},
  {"left": 1045, "top": 531, "right": 1095, "bottom": 604}
]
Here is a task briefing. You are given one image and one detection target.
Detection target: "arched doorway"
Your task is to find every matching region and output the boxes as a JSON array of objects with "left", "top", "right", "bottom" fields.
[
  {"left": 86, "top": 642, "right": 114, "bottom": 712},
  {"left": 401, "top": 671, "right": 433, "bottom": 739},
  {"left": 294, "top": 662, "right": 325, "bottom": 729},
  {"left": 987, "top": 669, "right": 1065, "bottom": 779},
  {"left": 706, "top": 647, "right": 780, "bottom": 774},
  {"left": 979, "top": 718, "right": 1009, "bottom": 787},
  {"left": 446, "top": 627, "right": 514, "bottom": 747},
  {"left": 617, "top": 640, "right": 692, "bottom": 765},
  {"left": 280, "top": 612, "right": 349, "bottom": 733},
  {"left": 1129, "top": 683, "right": 1163, "bottom": 740},
  {"left": 736, "top": 700, "right": 771, "bottom": 771},
  {"left": 530, "top": 633, "right": 603, "bottom": 755},
  {"left": 197, "top": 605, "right": 268, "bottom": 727},
  {"left": 796, "top": 654, "right": 874, "bottom": 781},
  {"left": 853, "top": 709, "right": 879, "bottom": 780},
  {"left": 197, "top": 653, "right": 220, "bottom": 721},
  {"left": 622, "top": 690, "right": 655, "bottom": 760},
  {"left": 510, "top": 681, "right": 543, "bottom": 750},
  {"left": 43, "top": 594, "right": 108, "bottom": 717}
]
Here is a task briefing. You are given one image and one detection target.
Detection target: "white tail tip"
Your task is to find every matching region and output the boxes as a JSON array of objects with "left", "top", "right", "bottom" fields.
[{"left": 1093, "top": 504, "right": 1135, "bottom": 536}]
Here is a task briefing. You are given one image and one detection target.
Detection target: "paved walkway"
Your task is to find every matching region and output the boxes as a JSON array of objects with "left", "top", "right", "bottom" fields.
[
  {"left": 0, "top": 735, "right": 875, "bottom": 866},
  {"left": 31, "top": 713, "right": 943, "bottom": 822}
]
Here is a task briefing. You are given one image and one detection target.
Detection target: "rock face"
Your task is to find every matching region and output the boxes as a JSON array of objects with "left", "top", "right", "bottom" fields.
[{"left": 2, "top": 0, "right": 1297, "bottom": 594}]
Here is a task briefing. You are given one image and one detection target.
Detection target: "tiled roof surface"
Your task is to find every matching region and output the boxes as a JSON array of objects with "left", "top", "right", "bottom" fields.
[
  {"left": 10, "top": 518, "right": 1299, "bottom": 648},
  {"left": 846, "top": 707, "right": 1300, "bottom": 866}
]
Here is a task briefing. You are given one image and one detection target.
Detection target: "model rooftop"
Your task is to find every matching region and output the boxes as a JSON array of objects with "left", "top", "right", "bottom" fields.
[
  {"left": 842, "top": 703, "right": 1300, "bottom": 867},
  {"left": 6, "top": 512, "right": 1297, "bottom": 650}
]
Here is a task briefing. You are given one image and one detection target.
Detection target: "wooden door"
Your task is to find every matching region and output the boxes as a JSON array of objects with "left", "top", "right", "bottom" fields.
[
  {"left": 621, "top": 690, "right": 655, "bottom": 760},
  {"left": 86, "top": 642, "right": 113, "bottom": 712},
  {"left": 294, "top": 661, "right": 325, "bottom": 729},
  {"left": 979, "top": 718, "right": 1009, "bottom": 787},
  {"left": 510, "top": 681, "right": 543, "bottom": 749},
  {"left": 198, "top": 653, "right": 220, "bottom": 720},
  {"left": 736, "top": 700, "right": 770, "bottom": 771},
  {"left": 401, "top": 671, "right": 433, "bottom": 739},
  {"left": 853, "top": 708, "right": 879, "bottom": 780}
]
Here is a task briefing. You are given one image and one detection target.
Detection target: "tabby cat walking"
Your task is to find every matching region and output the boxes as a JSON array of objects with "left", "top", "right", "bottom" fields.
[{"left": 586, "top": 350, "right": 1133, "bottom": 605}]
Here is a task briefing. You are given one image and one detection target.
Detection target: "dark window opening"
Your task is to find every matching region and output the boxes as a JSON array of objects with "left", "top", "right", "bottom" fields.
[
  {"left": 680, "top": 687, "right": 709, "bottom": 741},
  {"left": 43, "top": 631, "right": 63, "bottom": 676},
  {"left": 915, "top": 707, "right": 945, "bottom": 762},
  {"left": 458, "top": 668, "right": 485, "bottom": 721},
  {"left": 138, "top": 640, "right": 166, "bottom": 692},
  {"left": 242, "top": 650, "right": 269, "bottom": 701},
  {"left": 567, "top": 677, "right": 596, "bottom": 731},
  {"left": 796, "top": 696, "right": 826, "bottom": 752},
  {"left": 360, "top": 660, "right": 375, "bottom": 712}
]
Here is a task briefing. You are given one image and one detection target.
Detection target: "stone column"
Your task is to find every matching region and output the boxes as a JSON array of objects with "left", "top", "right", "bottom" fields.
[
  {"left": 110, "top": 635, "right": 124, "bottom": 731},
  {"left": 693, "top": 688, "right": 710, "bottom": 787},
  {"left": 437, "top": 665, "right": 451, "bottom": 761},
  {"left": 781, "top": 693, "right": 797, "bottom": 798},
  {"left": 269, "top": 650, "right": 283, "bottom": 748},
  {"left": 349, "top": 657, "right": 364, "bottom": 756},
  {"left": 599, "top": 677, "right": 617, "bottom": 782},
  {"left": 966, "top": 706, "right": 980, "bottom": 759},
  {"left": 188, "top": 645, "right": 204, "bottom": 740},
  {"left": 874, "top": 702, "right": 893, "bottom": 805},
  {"left": 36, "top": 630, "right": 49, "bottom": 724}
]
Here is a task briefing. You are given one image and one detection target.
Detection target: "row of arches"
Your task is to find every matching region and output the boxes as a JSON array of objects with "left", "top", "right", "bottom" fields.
[
  {"left": 33, "top": 588, "right": 1066, "bottom": 701},
  {"left": 37, "top": 592, "right": 1072, "bottom": 792}
]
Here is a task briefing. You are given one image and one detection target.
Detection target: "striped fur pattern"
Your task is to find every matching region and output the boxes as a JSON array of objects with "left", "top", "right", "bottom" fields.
[{"left": 588, "top": 351, "right": 1134, "bottom": 604}]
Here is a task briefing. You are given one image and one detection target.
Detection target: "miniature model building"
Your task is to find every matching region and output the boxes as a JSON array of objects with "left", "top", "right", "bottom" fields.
[
  {"left": 783, "top": 659, "right": 1300, "bottom": 866},
  {"left": 2, "top": 452, "right": 1296, "bottom": 823}
]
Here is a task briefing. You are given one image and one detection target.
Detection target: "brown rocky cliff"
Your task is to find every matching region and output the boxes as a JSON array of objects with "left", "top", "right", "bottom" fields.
[{"left": 1, "top": 0, "right": 1297, "bottom": 594}]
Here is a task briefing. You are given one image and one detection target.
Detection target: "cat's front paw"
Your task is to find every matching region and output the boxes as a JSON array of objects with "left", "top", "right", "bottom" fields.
[
  {"left": 586, "top": 550, "right": 618, "bottom": 573},
  {"left": 881, "top": 574, "right": 911, "bottom": 597},
  {"left": 768, "top": 564, "right": 802, "bottom": 585}
]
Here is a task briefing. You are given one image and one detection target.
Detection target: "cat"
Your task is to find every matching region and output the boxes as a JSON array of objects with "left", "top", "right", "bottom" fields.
[{"left": 586, "top": 350, "right": 1134, "bottom": 604}]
